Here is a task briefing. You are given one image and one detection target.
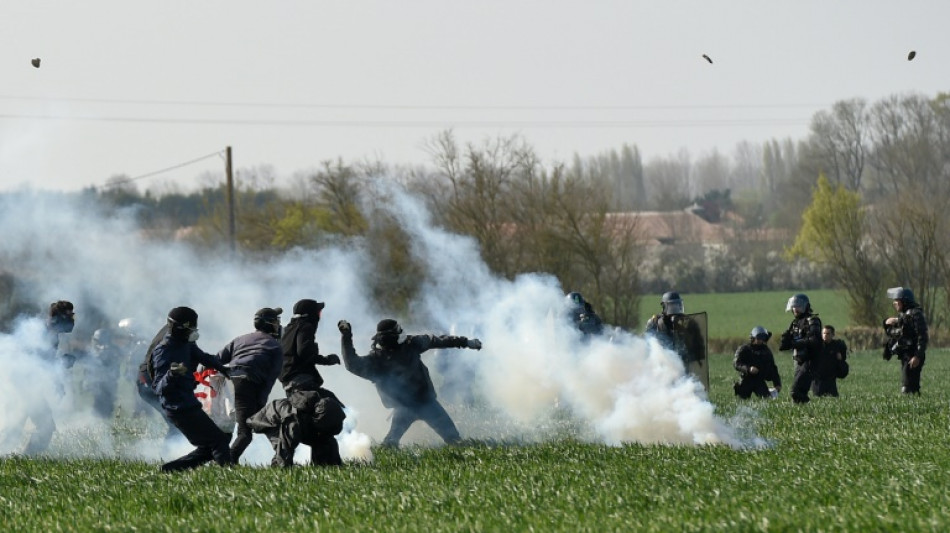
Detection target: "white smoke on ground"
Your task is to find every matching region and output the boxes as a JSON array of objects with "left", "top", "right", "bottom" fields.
[
  {"left": 372, "top": 186, "right": 749, "bottom": 447},
  {"left": 0, "top": 185, "right": 759, "bottom": 462}
]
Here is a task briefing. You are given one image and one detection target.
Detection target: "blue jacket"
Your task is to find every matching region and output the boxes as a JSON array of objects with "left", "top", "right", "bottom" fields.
[{"left": 151, "top": 334, "right": 227, "bottom": 412}]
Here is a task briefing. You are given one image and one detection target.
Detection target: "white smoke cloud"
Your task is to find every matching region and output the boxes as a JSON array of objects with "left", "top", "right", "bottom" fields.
[
  {"left": 0, "top": 184, "right": 755, "bottom": 463},
  {"left": 367, "top": 185, "right": 750, "bottom": 448}
]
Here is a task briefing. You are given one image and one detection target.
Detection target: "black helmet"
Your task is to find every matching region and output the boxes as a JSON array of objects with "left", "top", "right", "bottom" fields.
[
  {"left": 254, "top": 307, "right": 283, "bottom": 337},
  {"left": 167, "top": 306, "right": 199, "bottom": 341},
  {"left": 292, "top": 299, "right": 324, "bottom": 320},
  {"left": 886, "top": 287, "right": 915, "bottom": 305},
  {"left": 566, "top": 292, "right": 586, "bottom": 311},
  {"left": 661, "top": 291, "right": 684, "bottom": 315},
  {"left": 750, "top": 326, "right": 771, "bottom": 341},
  {"left": 785, "top": 293, "right": 810, "bottom": 314},
  {"left": 373, "top": 318, "right": 404, "bottom": 349}
]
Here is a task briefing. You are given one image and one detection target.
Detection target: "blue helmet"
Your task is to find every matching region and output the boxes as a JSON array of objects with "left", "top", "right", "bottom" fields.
[
  {"left": 661, "top": 291, "right": 684, "bottom": 315},
  {"left": 566, "top": 292, "right": 586, "bottom": 311},
  {"left": 886, "top": 287, "right": 915, "bottom": 305},
  {"left": 785, "top": 293, "right": 810, "bottom": 314}
]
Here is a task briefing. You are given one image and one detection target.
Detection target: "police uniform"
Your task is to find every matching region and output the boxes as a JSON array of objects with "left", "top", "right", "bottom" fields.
[
  {"left": 779, "top": 312, "right": 822, "bottom": 404},
  {"left": 733, "top": 342, "right": 782, "bottom": 398}
]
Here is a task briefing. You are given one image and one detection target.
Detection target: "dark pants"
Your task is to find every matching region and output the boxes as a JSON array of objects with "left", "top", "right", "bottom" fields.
[
  {"left": 135, "top": 378, "right": 181, "bottom": 441},
  {"left": 161, "top": 406, "right": 233, "bottom": 472},
  {"left": 9, "top": 398, "right": 56, "bottom": 455},
  {"left": 734, "top": 378, "right": 770, "bottom": 399},
  {"left": 262, "top": 419, "right": 342, "bottom": 467},
  {"left": 383, "top": 399, "right": 461, "bottom": 446},
  {"left": 900, "top": 358, "right": 923, "bottom": 394},
  {"left": 811, "top": 377, "right": 839, "bottom": 397},
  {"left": 230, "top": 377, "right": 269, "bottom": 463},
  {"left": 790, "top": 362, "right": 814, "bottom": 404}
]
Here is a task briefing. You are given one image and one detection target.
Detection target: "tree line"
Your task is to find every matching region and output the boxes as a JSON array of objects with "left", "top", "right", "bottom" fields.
[{"left": 41, "top": 91, "right": 949, "bottom": 330}]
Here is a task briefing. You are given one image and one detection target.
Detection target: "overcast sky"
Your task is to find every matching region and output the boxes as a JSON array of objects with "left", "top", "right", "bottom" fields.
[{"left": 1, "top": 1, "right": 946, "bottom": 193}]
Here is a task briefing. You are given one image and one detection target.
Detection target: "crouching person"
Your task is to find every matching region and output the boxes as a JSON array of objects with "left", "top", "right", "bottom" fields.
[
  {"left": 247, "top": 386, "right": 346, "bottom": 467},
  {"left": 733, "top": 326, "right": 782, "bottom": 399}
]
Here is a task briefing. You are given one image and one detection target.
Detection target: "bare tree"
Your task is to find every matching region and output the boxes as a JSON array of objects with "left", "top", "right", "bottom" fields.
[
  {"left": 802, "top": 98, "right": 868, "bottom": 191},
  {"left": 645, "top": 150, "right": 692, "bottom": 210},
  {"left": 870, "top": 186, "right": 949, "bottom": 328},
  {"left": 867, "top": 93, "right": 949, "bottom": 196}
]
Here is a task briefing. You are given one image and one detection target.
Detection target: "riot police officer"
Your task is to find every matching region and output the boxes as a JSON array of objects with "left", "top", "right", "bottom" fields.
[
  {"left": 565, "top": 292, "right": 605, "bottom": 337},
  {"left": 882, "top": 287, "right": 928, "bottom": 394},
  {"left": 217, "top": 307, "right": 285, "bottom": 463},
  {"left": 645, "top": 292, "right": 708, "bottom": 390},
  {"left": 778, "top": 293, "right": 822, "bottom": 404},
  {"left": 733, "top": 326, "right": 782, "bottom": 399}
]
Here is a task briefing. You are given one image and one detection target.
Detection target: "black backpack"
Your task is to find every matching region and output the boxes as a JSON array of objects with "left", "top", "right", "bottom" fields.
[
  {"left": 289, "top": 389, "right": 346, "bottom": 435},
  {"left": 836, "top": 359, "right": 850, "bottom": 379}
]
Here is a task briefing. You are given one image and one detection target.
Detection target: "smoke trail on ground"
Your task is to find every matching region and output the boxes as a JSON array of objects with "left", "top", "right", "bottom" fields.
[{"left": 0, "top": 185, "right": 759, "bottom": 461}]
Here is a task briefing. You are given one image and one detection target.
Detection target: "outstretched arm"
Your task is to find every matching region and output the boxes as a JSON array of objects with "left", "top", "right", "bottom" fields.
[
  {"left": 413, "top": 334, "right": 481, "bottom": 352},
  {"left": 338, "top": 320, "right": 370, "bottom": 378}
]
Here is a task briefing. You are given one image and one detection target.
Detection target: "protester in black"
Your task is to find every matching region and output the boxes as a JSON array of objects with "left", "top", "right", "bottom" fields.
[
  {"left": 247, "top": 387, "right": 345, "bottom": 467},
  {"left": 150, "top": 306, "right": 233, "bottom": 472},
  {"left": 216, "top": 307, "right": 284, "bottom": 463},
  {"left": 279, "top": 299, "right": 340, "bottom": 391},
  {"left": 15, "top": 300, "right": 76, "bottom": 454},
  {"left": 338, "top": 319, "right": 481, "bottom": 447}
]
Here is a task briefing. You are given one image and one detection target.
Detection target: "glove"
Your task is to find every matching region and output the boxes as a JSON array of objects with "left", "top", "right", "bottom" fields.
[
  {"left": 326, "top": 353, "right": 341, "bottom": 365},
  {"left": 337, "top": 320, "right": 352, "bottom": 336},
  {"left": 466, "top": 338, "right": 482, "bottom": 350},
  {"left": 169, "top": 362, "right": 189, "bottom": 376},
  {"left": 778, "top": 332, "right": 792, "bottom": 351}
]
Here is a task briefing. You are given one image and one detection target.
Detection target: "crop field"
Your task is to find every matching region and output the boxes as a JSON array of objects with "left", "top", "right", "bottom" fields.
[{"left": 2, "top": 346, "right": 949, "bottom": 532}]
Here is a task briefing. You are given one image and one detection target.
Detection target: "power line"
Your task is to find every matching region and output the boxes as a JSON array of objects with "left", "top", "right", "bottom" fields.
[
  {"left": 99, "top": 150, "right": 224, "bottom": 189},
  {"left": 0, "top": 113, "right": 810, "bottom": 129},
  {"left": 0, "top": 94, "right": 829, "bottom": 112}
]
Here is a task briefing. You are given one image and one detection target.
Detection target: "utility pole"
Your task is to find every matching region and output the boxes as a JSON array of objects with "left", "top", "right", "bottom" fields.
[{"left": 225, "top": 146, "right": 236, "bottom": 255}]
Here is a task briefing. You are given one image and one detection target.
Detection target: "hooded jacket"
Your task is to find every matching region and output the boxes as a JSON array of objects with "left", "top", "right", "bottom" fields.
[{"left": 280, "top": 316, "right": 337, "bottom": 388}]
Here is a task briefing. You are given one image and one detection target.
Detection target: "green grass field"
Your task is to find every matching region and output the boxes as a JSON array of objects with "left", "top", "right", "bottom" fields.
[
  {"left": 2, "top": 348, "right": 947, "bottom": 531},
  {"left": 639, "top": 289, "right": 861, "bottom": 339}
]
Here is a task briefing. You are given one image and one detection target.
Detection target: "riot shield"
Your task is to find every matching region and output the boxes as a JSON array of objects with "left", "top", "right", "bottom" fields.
[{"left": 683, "top": 311, "right": 709, "bottom": 392}]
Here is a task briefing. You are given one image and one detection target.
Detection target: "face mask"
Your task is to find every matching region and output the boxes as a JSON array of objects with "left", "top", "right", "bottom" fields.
[{"left": 187, "top": 329, "right": 200, "bottom": 343}]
